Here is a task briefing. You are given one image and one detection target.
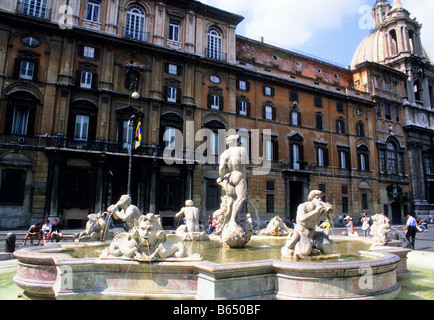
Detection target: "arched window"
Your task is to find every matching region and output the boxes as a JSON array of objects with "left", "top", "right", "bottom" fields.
[
  {"left": 125, "top": 5, "right": 145, "bottom": 41},
  {"left": 207, "top": 27, "right": 223, "bottom": 60}
]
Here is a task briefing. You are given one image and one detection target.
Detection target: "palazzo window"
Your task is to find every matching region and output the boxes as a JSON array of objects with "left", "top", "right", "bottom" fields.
[
  {"left": 19, "top": 61, "right": 35, "bottom": 80},
  {"left": 206, "top": 27, "right": 223, "bottom": 60},
  {"left": 86, "top": 0, "right": 100, "bottom": 22},
  {"left": 21, "top": 0, "right": 48, "bottom": 19},
  {"left": 168, "top": 20, "right": 180, "bottom": 42},
  {"left": 11, "top": 107, "right": 30, "bottom": 136},
  {"left": 4, "top": 92, "right": 37, "bottom": 137},
  {"left": 125, "top": 5, "right": 145, "bottom": 41},
  {"left": 74, "top": 115, "right": 90, "bottom": 141}
]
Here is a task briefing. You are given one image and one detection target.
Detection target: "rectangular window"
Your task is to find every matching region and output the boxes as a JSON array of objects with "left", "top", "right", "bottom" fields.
[
  {"left": 80, "top": 71, "right": 93, "bottom": 89},
  {"left": 291, "top": 111, "right": 298, "bottom": 126},
  {"left": 238, "top": 80, "right": 247, "bottom": 91},
  {"left": 426, "top": 158, "right": 432, "bottom": 175},
  {"left": 83, "top": 46, "right": 95, "bottom": 58},
  {"left": 265, "top": 139, "right": 273, "bottom": 161},
  {"left": 0, "top": 169, "right": 26, "bottom": 205},
  {"left": 264, "top": 86, "right": 272, "bottom": 96},
  {"left": 11, "top": 107, "right": 30, "bottom": 136},
  {"left": 339, "top": 150, "right": 347, "bottom": 169},
  {"left": 210, "top": 95, "right": 220, "bottom": 110},
  {"left": 265, "top": 106, "right": 273, "bottom": 120},
  {"left": 395, "top": 108, "right": 400, "bottom": 122},
  {"left": 362, "top": 194, "right": 369, "bottom": 211},
  {"left": 337, "top": 102, "right": 344, "bottom": 113},
  {"left": 293, "top": 144, "right": 300, "bottom": 169},
  {"left": 266, "top": 194, "right": 275, "bottom": 213},
  {"left": 19, "top": 61, "right": 35, "bottom": 80},
  {"left": 164, "top": 126, "right": 176, "bottom": 149},
  {"left": 360, "top": 153, "right": 367, "bottom": 171},
  {"left": 206, "top": 183, "right": 220, "bottom": 210},
  {"left": 74, "top": 115, "right": 89, "bottom": 141},
  {"left": 167, "top": 87, "right": 177, "bottom": 103},
  {"left": 21, "top": 0, "right": 47, "bottom": 18},
  {"left": 86, "top": 0, "right": 100, "bottom": 22},
  {"left": 374, "top": 76, "right": 378, "bottom": 88},
  {"left": 342, "top": 185, "right": 348, "bottom": 195},
  {"left": 317, "top": 147, "right": 324, "bottom": 167},
  {"left": 382, "top": 80, "right": 388, "bottom": 91},
  {"left": 168, "top": 64, "right": 178, "bottom": 75},
  {"left": 239, "top": 101, "right": 247, "bottom": 116},
  {"left": 122, "top": 120, "right": 133, "bottom": 150},
  {"left": 210, "top": 132, "right": 219, "bottom": 155},
  {"left": 376, "top": 103, "right": 382, "bottom": 118},
  {"left": 342, "top": 197, "right": 349, "bottom": 214},
  {"left": 266, "top": 180, "right": 275, "bottom": 191},
  {"left": 385, "top": 103, "right": 391, "bottom": 120},
  {"left": 314, "top": 96, "right": 323, "bottom": 108},
  {"left": 380, "top": 150, "right": 386, "bottom": 172},
  {"left": 168, "top": 20, "right": 180, "bottom": 42}
]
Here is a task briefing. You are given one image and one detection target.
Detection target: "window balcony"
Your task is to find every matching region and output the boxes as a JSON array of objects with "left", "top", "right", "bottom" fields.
[
  {"left": 122, "top": 26, "right": 150, "bottom": 42},
  {"left": 17, "top": 1, "right": 51, "bottom": 20},
  {"left": 204, "top": 47, "right": 227, "bottom": 62}
]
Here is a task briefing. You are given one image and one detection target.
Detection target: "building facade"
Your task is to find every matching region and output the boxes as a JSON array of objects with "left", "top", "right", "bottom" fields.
[{"left": 0, "top": 0, "right": 431, "bottom": 228}]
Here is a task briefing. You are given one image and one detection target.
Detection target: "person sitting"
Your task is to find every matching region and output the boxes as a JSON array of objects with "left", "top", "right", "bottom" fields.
[
  {"left": 418, "top": 218, "right": 428, "bottom": 232},
  {"left": 41, "top": 220, "right": 52, "bottom": 245},
  {"left": 23, "top": 222, "right": 42, "bottom": 246},
  {"left": 50, "top": 219, "right": 64, "bottom": 242}
]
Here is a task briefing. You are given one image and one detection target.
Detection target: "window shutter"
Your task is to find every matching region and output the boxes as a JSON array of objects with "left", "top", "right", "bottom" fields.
[
  {"left": 33, "top": 61, "right": 39, "bottom": 82},
  {"left": 219, "top": 95, "right": 224, "bottom": 111},
  {"left": 164, "top": 63, "right": 169, "bottom": 73},
  {"left": 345, "top": 151, "right": 351, "bottom": 170},
  {"left": 272, "top": 106, "right": 276, "bottom": 121},
  {"left": 176, "top": 88, "right": 182, "bottom": 104},
  {"left": 76, "top": 70, "right": 82, "bottom": 87},
  {"left": 273, "top": 139, "right": 279, "bottom": 161},
  {"left": 246, "top": 81, "right": 250, "bottom": 92},
  {"left": 297, "top": 111, "right": 302, "bottom": 126},
  {"left": 262, "top": 105, "right": 266, "bottom": 119},
  {"left": 78, "top": 44, "right": 85, "bottom": 57},
  {"left": 67, "top": 112, "right": 76, "bottom": 139},
  {"left": 236, "top": 80, "right": 240, "bottom": 90},
  {"left": 324, "top": 148, "right": 329, "bottom": 167},
  {"left": 247, "top": 102, "right": 251, "bottom": 117},
  {"left": 26, "top": 108, "right": 35, "bottom": 137},
  {"left": 271, "top": 87, "right": 275, "bottom": 97},
  {"left": 207, "top": 94, "right": 212, "bottom": 108},
  {"left": 177, "top": 65, "right": 183, "bottom": 76},
  {"left": 94, "top": 47, "right": 101, "bottom": 59},
  {"left": 163, "top": 86, "right": 168, "bottom": 101},
  {"left": 236, "top": 99, "right": 240, "bottom": 114},
  {"left": 4, "top": 106, "right": 14, "bottom": 134},
  {"left": 13, "top": 58, "right": 21, "bottom": 79},
  {"left": 91, "top": 72, "right": 97, "bottom": 89}
]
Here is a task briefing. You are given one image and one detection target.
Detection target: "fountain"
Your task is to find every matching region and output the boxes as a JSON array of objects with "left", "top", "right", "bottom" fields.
[{"left": 12, "top": 137, "right": 405, "bottom": 300}]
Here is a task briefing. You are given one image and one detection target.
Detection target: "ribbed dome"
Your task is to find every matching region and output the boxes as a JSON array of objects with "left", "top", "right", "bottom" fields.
[{"left": 351, "top": 29, "right": 385, "bottom": 68}]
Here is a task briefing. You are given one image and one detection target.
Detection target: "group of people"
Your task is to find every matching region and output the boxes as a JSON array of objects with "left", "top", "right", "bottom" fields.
[{"left": 23, "top": 219, "right": 63, "bottom": 246}]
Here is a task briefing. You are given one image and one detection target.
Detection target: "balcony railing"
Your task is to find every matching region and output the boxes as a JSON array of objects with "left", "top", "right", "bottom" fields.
[
  {"left": 204, "top": 47, "right": 227, "bottom": 62},
  {"left": 122, "top": 26, "right": 150, "bottom": 42},
  {"left": 17, "top": 1, "right": 51, "bottom": 20}
]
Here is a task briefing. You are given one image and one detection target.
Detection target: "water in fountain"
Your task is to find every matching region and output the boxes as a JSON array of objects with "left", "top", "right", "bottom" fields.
[{"left": 248, "top": 199, "right": 261, "bottom": 229}]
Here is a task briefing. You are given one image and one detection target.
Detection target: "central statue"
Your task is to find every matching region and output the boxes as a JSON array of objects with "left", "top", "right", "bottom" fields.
[{"left": 213, "top": 135, "right": 253, "bottom": 248}]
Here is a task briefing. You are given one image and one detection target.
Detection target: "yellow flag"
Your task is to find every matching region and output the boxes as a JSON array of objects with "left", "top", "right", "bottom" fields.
[{"left": 135, "top": 121, "right": 142, "bottom": 149}]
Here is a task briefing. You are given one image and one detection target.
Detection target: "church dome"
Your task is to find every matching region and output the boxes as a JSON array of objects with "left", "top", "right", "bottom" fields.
[{"left": 351, "top": 29, "right": 385, "bottom": 68}]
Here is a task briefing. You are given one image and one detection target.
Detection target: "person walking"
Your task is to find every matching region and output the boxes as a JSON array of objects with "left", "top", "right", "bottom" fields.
[
  {"left": 361, "top": 213, "right": 371, "bottom": 237},
  {"left": 338, "top": 214, "right": 344, "bottom": 227},
  {"left": 404, "top": 213, "right": 417, "bottom": 250}
]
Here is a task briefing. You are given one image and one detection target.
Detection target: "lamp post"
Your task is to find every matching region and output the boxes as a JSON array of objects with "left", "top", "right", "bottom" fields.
[
  {"left": 124, "top": 62, "right": 144, "bottom": 197},
  {"left": 127, "top": 112, "right": 138, "bottom": 196}
]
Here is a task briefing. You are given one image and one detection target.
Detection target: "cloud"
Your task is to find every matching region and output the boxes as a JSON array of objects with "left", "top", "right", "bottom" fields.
[
  {"left": 403, "top": 0, "right": 434, "bottom": 59},
  {"left": 201, "top": 0, "right": 365, "bottom": 47},
  {"left": 200, "top": 0, "right": 434, "bottom": 60}
]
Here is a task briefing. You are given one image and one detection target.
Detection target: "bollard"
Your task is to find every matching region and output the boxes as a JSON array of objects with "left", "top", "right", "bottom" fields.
[{"left": 5, "top": 232, "right": 16, "bottom": 253}]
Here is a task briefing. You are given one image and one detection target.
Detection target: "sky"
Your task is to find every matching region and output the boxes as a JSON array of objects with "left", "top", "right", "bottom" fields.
[{"left": 200, "top": 0, "right": 434, "bottom": 67}]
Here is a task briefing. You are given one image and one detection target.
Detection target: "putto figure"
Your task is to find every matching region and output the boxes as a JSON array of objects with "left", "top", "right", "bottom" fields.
[{"left": 281, "top": 190, "right": 335, "bottom": 260}]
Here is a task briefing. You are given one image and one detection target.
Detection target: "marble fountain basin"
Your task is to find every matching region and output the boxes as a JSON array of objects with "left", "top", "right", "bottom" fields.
[{"left": 13, "top": 236, "right": 404, "bottom": 300}]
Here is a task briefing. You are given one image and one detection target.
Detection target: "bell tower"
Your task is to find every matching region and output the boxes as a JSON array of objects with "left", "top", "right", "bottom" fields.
[{"left": 372, "top": 0, "right": 390, "bottom": 29}]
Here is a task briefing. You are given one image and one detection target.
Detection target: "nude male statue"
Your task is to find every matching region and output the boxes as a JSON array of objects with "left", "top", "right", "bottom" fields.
[
  {"left": 282, "top": 190, "right": 335, "bottom": 259},
  {"left": 109, "top": 194, "right": 143, "bottom": 231},
  {"left": 217, "top": 135, "right": 249, "bottom": 226},
  {"left": 175, "top": 200, "right": 200, "bottom": 233}
]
